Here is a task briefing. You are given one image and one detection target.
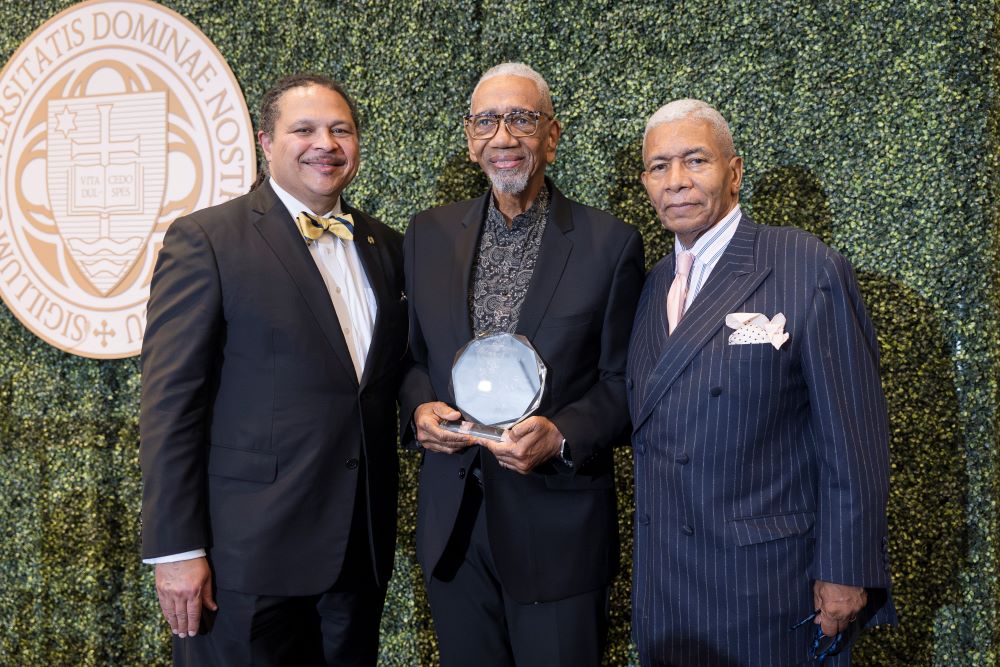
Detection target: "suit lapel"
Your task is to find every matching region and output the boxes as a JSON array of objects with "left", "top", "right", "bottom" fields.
[
  {"left": 450, "top": 195, "right": 488, "bottom": 346},
  {"left": 346, "top": 204, "right": 387, "bottom": 294},
  {"left": 647, "top": 253, "right": 674, "bottom": 355},
  {"left": 344, "top": 203, "right": 391, "bottom": 389},
  {"left": 516, "top": 184, "right": 573, "bottom": 341},
  {"left": 633, "top": 217, "right": 771, "bottom": 430},
  {"left": 251, "top": 184, "right": 358, "bottom": 383}
]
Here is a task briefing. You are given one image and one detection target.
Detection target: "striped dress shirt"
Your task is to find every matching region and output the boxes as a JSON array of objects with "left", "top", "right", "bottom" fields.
[{"left": 676, "top": 204, "right": 742, "bottom": 310}]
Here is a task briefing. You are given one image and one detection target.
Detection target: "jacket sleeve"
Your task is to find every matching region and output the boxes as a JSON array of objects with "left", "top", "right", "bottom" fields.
[
  {"left": 139, "top": 216, "right": 223, "bottom": 558},
  {"left": 549, "top": 226, "right": 645, "bottom": 469},
  {"left": 801, "top": 249, "right": 892, "bottom": 590},
  {"left": 397, "top": 217, "right": 438, "bottom": 449}
]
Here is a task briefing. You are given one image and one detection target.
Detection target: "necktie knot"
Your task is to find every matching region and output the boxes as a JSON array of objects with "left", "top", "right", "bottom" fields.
[
  {"left": 676, "top": 250, "right": 694, "bottom": 277},
  {"left": 296, "top": 211, "right": 355, "bottom": 244}
]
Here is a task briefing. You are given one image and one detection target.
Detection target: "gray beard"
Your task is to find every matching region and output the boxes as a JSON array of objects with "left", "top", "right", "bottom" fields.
[{"left": 489, "top": 168, "right": 530, "bottom": 194}]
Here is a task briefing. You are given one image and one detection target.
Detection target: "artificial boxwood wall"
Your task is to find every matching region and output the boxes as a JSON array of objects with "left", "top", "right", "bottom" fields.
[{"left": 0, "top": 0, "right": 997, "bottom": 664}]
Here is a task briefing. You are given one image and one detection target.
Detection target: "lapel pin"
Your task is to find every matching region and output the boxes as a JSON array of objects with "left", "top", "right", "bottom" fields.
[{"left": 367, "top": 235, "right": 375, "bottom": 245}]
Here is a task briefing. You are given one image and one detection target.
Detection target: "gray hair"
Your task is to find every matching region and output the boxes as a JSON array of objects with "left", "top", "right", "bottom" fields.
[
  {"left": 471, "top": 62, "right": 554, "bottom": 115},
  {"left": 643, "top": 99, "right": 736, "bottom": 157}
]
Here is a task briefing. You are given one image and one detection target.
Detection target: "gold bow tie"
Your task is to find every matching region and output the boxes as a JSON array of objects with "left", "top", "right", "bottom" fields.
[{"left": 295, "top": 211, "right": 355, "bottom": 243}]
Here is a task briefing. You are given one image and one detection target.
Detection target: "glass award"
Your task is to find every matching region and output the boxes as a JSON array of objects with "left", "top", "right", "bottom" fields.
[{"left": 440, "top": 332, "right": 547, "bottom": 442}]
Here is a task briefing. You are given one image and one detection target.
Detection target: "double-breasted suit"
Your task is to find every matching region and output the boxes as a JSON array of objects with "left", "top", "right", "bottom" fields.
[
  {"left": 627, "top": 216, "right": 895, "bottom": 666},
  {"left": 140, "top": 182, "right": 406, "bottom": 596},
  {"left": 399, "top": 183, "right": 645, "bottom": 603}
]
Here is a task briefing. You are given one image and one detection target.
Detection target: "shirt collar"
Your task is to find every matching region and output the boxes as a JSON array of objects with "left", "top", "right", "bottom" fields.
[
  {"left": 486, "top": 183, "right": 550, "bottom": 231},
  {"left": 674, "top": 203, "right": 742, "bottom": 269},
  {"left": 269, "top": 177, "right": 343, "bottom": 220}
]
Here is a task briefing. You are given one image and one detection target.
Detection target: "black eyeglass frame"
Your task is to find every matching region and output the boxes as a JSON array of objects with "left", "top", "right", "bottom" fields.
[{"left": 463, "top": 110, "right": 555, "bottom": 139}]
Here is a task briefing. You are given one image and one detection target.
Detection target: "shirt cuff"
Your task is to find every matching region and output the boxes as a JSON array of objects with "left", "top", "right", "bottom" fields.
[{"left": 143, "top": 549, "right": 206, "bottom": 565}]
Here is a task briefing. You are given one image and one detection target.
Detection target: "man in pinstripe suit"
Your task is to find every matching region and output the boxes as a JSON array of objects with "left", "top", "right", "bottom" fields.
[{"left": 626, "top": 99, "right": 896, "bottom": 665}]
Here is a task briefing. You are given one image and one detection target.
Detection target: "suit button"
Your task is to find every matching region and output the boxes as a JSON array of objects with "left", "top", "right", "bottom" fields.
[
  {"left": 681, "top": 524, "right": 694, "bottom": 535},
  {"left": 627, "top": 378, "right": 634, "bottom": 390},
  {"left": 638, "top": 513, "right": 650, "bottom": 526},
  {"left": 345, "top": 458, "right": 359, "bottom": 470},
  {"left": 458, "top": 468, "right": 466, "bottom": 479},
  {"left": 637, "top": 444, "right": 646, "bottom": 456},
  {"left": 709, "top": 386, "right": 722, "bottom": 397},
  {"left": 675, "top": 452, "right": 689, "bottom": 464}
]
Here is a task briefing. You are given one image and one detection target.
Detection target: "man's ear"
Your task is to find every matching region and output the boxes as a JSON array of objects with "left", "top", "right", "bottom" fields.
[
  {"left": 258, "top": 130, "right": 272, "bottom": 162},
  {"left": 729, "top": 155, "right": 744, "bottom": 195},
  {"left": 546, "top": 119, "right": 562, "bottom": 164}
]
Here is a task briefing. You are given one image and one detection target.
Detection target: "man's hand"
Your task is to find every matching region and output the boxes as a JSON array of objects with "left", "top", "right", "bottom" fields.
[
  {"left": 813, "top": 580, "right": 866, "bottom": 636},
  {"left": 155, "top": 557, "right": 217, "bottom": 637},
  {"left": 482, "top": 416, "right": 563, "bottom": 474},
  {"left": 414, "top": 402, "right": 475, "bottom": 454}
]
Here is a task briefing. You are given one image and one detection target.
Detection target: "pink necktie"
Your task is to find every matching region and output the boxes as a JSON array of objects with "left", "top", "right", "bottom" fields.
[{"left": 666, "top": 251, "right": 694, "bottom": 334}]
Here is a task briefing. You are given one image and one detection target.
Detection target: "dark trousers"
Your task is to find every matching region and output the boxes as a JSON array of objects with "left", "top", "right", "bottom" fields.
[
  {"left": 173, "top": 476, "right": 385, "bottom": 666},
  {"left": 427, "top": 477, "right": 609, "bottom": 667}
]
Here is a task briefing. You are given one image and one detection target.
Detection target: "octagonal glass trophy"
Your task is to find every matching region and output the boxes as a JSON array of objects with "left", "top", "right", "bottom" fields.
[{"left": 440, "top": 332, "right": 547, "bottom": 441}]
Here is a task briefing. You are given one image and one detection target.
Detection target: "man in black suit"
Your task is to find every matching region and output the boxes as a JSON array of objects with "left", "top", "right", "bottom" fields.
[
  {"left": 399, "top": 62, "right": 644, "bottom": 666},
  {"left": 139, "top": 74, "right": 406, "bottom": 665}
]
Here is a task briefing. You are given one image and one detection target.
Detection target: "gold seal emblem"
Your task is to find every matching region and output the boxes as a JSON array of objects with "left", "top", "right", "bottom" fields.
[{"left": 0, "top": 0, "right": 255, "bottom": 358}]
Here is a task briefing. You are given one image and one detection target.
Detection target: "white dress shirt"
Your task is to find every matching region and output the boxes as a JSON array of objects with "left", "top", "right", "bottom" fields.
[
  {"left": 270, "top": 178, "right": 377, "bottom": 381},
  {"left": 144, "top": 179, "right": 377, "bottom": 565}
]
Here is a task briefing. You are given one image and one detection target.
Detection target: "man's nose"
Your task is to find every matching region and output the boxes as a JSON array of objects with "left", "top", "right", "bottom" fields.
[
  {"left": 488, "top": 120, "right": 518, "bottom": 147},
  {"left": 314, "top": 129, "right": 339, "bottom": 149},
  {"left": 664, "top": 163, "right": 690, "bottom": 191}
]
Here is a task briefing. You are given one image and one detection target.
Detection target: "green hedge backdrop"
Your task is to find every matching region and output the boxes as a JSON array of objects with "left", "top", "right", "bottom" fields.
[{"left": 1, "top": 0, "right": 998, "bottom": 664}]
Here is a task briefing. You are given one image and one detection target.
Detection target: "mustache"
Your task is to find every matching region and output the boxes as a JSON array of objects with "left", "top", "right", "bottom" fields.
[
  {"left": 487, "top": 152, "right": 526, "bottom": 163},
  {"left": 302, "top": 155, "right": 348, "bottom": 166}
]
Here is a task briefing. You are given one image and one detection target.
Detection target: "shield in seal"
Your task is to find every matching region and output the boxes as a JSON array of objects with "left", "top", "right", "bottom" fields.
[{"left": 46, "top": 91, "right": 167, "bottom": 296}]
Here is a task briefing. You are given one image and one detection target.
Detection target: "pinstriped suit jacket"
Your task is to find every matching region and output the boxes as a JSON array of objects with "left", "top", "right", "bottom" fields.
[{"left": 627, "top": 215, "right": 896, "bottom": 666}]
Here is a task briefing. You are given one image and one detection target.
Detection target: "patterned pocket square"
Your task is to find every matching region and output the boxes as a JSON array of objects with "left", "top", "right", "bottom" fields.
[{"left": 726, "top": 312, "right": 789, "bottom": 350}]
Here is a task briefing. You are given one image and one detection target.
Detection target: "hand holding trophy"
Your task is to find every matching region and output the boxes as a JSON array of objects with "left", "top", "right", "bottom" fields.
[{"left": 439, "top": 333, "right": 547, "bottom": 441}]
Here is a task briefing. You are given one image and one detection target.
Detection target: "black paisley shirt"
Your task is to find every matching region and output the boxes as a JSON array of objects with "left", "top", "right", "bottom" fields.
[{"left": 469, "top": 185, "right": 550, "bottom": 335}]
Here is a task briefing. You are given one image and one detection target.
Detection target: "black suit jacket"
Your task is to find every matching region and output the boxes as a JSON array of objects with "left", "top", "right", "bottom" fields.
[
  {"left": 399, "top": 182, "right": 644, "bottom": 603},
  {"left": 140, "top": 182, "right": 406, "bottom": 596}
]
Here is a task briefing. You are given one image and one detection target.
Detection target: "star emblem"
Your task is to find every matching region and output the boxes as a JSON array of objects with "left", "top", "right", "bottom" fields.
[{"left": 54, "top": 106, "right": 77, "bottom": 138}]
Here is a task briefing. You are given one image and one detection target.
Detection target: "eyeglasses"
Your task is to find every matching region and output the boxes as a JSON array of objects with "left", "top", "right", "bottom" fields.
[
  {"left": 790, "top": 610, "right": 846, "bottom": 664},
  {"left": 463, "top": 110, "right": 554, "bottom": 139}
]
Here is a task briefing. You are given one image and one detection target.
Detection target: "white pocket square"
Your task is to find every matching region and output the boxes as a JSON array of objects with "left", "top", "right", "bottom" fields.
[{"left": 726, "top": 312, "right": 789, "bottom": 350}]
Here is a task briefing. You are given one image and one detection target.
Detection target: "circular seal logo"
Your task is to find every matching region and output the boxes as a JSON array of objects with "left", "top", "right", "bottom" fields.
[{"left": 0, "top": 0, "right": 255, "bottom": 358}]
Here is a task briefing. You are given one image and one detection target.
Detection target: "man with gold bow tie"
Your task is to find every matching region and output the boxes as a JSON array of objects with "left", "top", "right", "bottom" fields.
[{"left": 139, "top": 74, "right": 406, "bottom": 665}]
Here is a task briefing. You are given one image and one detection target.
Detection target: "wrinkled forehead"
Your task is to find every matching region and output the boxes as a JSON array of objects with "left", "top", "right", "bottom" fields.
[
  {"left": 276, "top": 84, "right": 355, "bottom": 125},
  {"left": 470, "top": 75, "right": 545, "bottom": 114},
  {"left": 643, "top": 117, "right": 722, "bottom": 161}
]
